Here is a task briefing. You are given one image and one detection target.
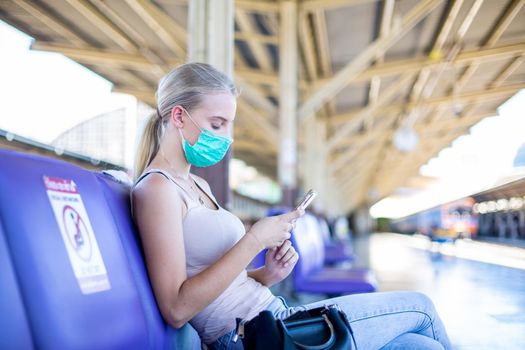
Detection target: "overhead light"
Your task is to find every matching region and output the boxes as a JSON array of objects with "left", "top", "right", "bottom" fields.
[
  {"left": 453, "top": 101, "right": 463, "bottom": 116},
  {"left": 393, "top": 125, "right": 419, "bottom": 152}
]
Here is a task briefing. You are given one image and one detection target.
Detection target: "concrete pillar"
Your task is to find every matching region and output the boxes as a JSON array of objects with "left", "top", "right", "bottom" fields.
[
  {"left": 302, "top": 116, "right": 328, "bottom": 213},
  {"left": 279, "top": 1, "right": 299, "bottom": 207},
  {"left": 188, "top": 0, "right": 234, "bottom": 209}
]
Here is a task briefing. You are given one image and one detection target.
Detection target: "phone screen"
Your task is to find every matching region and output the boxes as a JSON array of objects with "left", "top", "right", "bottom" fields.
[{"left": 296, "top": 189, "right": 317, "bottom": 211}]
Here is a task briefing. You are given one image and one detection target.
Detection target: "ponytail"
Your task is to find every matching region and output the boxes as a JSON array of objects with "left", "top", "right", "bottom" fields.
[{"left": 134, "top": 112, "right": 164, "bottom": 179}]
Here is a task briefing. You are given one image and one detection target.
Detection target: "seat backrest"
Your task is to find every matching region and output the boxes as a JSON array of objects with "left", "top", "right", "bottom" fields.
[
  {"left": 316, "top": 216, "right": 332, "bottom": 243},
  {"left": 96, "top": 172, "right": 201, "bottom": 350},
  {"left": 292, "top": 214, "right": 325, "bottom": 278},
  {"left": 0, "top": 222, "right": 34, "bottom": 349},
  {"left": 0, "top": 149, "right": 200, "bottom": 350}
]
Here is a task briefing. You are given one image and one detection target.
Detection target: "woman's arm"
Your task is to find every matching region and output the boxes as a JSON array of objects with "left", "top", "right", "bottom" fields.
[
  {"left": 133, "top": 174, "right": 301, "bottom": 329},
  {"left": 133, "top": 174, "right": 263, "bottom": 328},
  {"left": 247, "top": 267, "right": 272, "bottom": 286}
]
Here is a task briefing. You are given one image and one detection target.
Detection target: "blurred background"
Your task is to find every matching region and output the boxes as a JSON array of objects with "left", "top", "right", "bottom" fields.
[{"left": 1, "top": 1, "right": 524, "bottom": 348}]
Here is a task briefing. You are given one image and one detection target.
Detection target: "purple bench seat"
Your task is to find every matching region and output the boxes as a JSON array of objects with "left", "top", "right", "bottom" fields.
[
  {"left": 292, "top": 214, "right": 377, "bottom": 295},
  {"left": 265, "top": 207, "right": 377, "bottom": 295},
  {"left": 316, "top": 217, "right": 355, "bottom": 265},
  {"left": 0, "top": 149, "right": 200, "bottom": 350}
]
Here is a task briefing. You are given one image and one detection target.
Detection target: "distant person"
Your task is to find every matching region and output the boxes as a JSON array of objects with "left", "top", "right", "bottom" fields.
[{"left": 131, "top": 62, "right": 452, "bottom": 350}]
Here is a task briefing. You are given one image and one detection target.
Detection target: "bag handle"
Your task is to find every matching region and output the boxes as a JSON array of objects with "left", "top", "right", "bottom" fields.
[{"left": 281, "top": 314, "right": 336, "bottom": 350}]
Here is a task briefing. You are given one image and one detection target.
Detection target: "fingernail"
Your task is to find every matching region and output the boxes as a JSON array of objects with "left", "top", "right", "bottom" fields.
[{"left": 284, "top": 263, "right": 289, "bottom": 267}]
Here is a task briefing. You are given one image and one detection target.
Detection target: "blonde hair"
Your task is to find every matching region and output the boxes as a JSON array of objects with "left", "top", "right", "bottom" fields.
[{"left": 134, "top": 62, "right": 238, "bottom": 178}]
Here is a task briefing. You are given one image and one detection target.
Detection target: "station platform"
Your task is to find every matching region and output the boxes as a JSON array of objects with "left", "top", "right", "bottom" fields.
[{"left": 281, "top": 233, "right": 525, "bottom": 350}]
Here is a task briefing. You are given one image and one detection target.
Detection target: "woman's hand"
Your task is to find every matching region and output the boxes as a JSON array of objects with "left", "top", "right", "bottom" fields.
[
  {"left": 262, "top": 240, "right": 299, "bottom": 286},
  {"left": 247, "top": 209, "right": 303, "bottom": 249}
]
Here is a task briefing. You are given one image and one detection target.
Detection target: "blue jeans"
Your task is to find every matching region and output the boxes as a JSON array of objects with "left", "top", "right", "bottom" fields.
[{"left": 210, "top": 291, "right": 452, "bottom": 350}]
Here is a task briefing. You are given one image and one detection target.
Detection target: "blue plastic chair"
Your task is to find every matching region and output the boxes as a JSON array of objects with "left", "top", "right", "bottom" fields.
[{"left": 0, "top": 149, "right": 201, "bottom": 349}]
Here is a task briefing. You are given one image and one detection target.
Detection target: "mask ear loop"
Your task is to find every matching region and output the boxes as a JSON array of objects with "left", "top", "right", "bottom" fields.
[
  {"left": 177, "top": 128, "right": 186, "bottom": 148},
  {"left": 181, "top": 107, "right": 203, "bottom": 132}
]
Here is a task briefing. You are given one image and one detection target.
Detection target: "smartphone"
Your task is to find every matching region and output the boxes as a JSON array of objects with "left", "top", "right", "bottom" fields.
[{"left": 296, "top": 189, "right": 317, "bottom": 211}]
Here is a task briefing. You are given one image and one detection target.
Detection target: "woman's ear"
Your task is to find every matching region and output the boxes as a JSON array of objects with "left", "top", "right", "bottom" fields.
[{"left": 171, "top": 106, "right": 185, "bottom": 128}]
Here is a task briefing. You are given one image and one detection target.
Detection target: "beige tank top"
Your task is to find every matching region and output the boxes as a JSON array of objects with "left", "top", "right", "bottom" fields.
[{"left": 133, "top": 169, "right": 276, "bottom": 344}]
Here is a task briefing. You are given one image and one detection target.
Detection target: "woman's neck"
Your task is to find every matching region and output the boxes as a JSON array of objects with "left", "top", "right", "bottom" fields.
[{"left": 149, "top": 131, "right": 191, "bottom": 179}]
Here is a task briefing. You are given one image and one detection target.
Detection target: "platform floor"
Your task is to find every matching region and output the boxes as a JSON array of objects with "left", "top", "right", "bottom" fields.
[
  {"left": 281, "top": 233, "right": 525, "bottom": 350},
  {"left": 369, "top": 233, "right": 525, "bottom": 350}
]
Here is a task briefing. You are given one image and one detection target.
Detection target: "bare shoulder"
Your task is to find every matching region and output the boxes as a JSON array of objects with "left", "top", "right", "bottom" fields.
[
  {"left": 132, "top": 172, "right": 187, "bottom": 213},
  {"left": 133, "top": 172, "right": 171, "bottom": 199}
]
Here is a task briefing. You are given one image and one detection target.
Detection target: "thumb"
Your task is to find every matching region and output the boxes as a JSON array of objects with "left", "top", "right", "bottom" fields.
[{"left": 281, "top": 208, "right": 303, "bottom": 222}]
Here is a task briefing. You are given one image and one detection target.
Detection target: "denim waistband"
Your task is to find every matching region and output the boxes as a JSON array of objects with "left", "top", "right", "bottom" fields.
[{"left": 264, "top": 296, "right": 288, "bottom": 314}]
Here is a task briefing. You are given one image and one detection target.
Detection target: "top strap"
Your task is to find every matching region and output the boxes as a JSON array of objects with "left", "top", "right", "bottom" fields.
[{"left": 133, "top": 168, "right": 197, "bottom": 202}]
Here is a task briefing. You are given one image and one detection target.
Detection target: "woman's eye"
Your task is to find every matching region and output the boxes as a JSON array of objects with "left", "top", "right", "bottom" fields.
[{"left": 211, "top": 124, "right": 221, "bottom": 130}]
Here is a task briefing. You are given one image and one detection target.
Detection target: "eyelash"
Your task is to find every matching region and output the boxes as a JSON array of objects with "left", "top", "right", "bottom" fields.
[{"left": 211, "top": 124, "right": 222, "bottom": 130}]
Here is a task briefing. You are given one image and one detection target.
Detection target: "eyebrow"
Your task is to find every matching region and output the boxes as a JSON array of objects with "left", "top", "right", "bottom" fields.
[{"left": 209, "top": 116, "right": 229, "bottom": 122}]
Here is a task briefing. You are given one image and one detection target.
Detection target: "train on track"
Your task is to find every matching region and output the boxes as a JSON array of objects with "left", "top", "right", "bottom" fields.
[{"left": 391, "top": 177, "right": 525, "bottom": 244}]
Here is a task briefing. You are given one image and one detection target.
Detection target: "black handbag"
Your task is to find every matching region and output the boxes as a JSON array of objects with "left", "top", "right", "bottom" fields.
[{"left": 234, "top": 304, "right": 356, "bottom": 350}]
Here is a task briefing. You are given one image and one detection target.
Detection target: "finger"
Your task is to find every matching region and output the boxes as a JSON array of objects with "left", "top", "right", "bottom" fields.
[
  {"left": 280, "top": 248, "right": 295, "bottom": 265},
  {"left": 280, "top": 208, "right": 303, "bottom": 223},
  {"left": 271, "top": 246, "right": 280, "bottom": 259},
  {"left": 284, "top": 252, "right": 298, "bottom": 267},
  {"left": 275, "top": 240, "right": 292, "bottom": 260}
]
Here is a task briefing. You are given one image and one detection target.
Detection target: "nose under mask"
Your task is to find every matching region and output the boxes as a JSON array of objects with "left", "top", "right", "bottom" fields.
[{"left": 178, "top": 109, "right": 233, "bottom": 167}]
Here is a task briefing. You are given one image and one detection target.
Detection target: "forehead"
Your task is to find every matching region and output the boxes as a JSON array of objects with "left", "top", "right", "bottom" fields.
[{"left": 197, "top": 92, "right": 236, "bottom": 121}]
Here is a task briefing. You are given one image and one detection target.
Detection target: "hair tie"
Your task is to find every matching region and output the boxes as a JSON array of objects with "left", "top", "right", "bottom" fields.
[{"left": 156, "top": 107, "right": 162, "bottom": 118}]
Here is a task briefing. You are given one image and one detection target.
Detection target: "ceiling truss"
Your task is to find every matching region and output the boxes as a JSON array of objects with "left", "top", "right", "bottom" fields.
[{"left": 1, "top": 0, "right": 524, "bottom": 214}]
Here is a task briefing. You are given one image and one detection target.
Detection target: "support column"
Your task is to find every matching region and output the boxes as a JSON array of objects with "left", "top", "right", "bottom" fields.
[
  {"left": 188, "top": 0, "right": 234, "bottom": 208},
  {"left": 303, "top": 116, "right": 328, "bottom": 213},
  {"left": 279, "top": 1, "right": 299, "bottom": 207}
]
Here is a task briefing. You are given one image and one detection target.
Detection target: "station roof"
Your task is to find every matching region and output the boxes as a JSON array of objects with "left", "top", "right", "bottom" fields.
[
  {"left": 1, "top": 0, "right": 524, "bottom": 213},
  {"left": 472, "top": 175, "right": 525, "bottom": 202}
]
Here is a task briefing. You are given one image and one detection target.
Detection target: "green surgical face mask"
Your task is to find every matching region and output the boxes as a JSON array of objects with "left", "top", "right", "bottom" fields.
[{"left": 179, "top": 109, "right": 233, "bottom": 167}]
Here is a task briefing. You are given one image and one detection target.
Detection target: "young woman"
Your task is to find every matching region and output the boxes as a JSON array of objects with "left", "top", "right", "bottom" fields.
[{"left": 132, "top": 62, "right": 452, "bottom": 350}]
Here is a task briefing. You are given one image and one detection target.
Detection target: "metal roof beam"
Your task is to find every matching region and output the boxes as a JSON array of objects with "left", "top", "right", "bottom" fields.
[
  {"left": 89, "top": 0, "right": 170, "bottom": 74},
  {"left": 30, "top": 41, "right": 171, "bottom": 76},
  {"left": 301, "top": 0, "right": 379, "bottom": 12},
  {"left": 327, "top": 74, "right": 413, "bottom": 151},
  {"left": 298, "top": 0, "right": 443, "bottom": 123},
  {"left": 13, "top": 0, "right": 85, "bottom": 46},
  {"left": 331, "top": 112, "right": 399, "bottom": 175},
  {"left": 125, "top": 0, "right": 187, "bottom": 58},
  {"left": 235, "top": 9, "right": 274, "bottom": 72},
  {"left": 235, "top": 1, "right": 280, "bottom": 13},
  {"left": 311, "top": 9, "right": 337, "bottom": 118},
  {"left": 299, "top": 11, "right": 318, "bottom": 81},
  {"left": 368, "top": 0, "right": 394, "bottom": 108},
  {"left": 455, "top": 0, "right": 525, "bottom": 91},
  {"left": 235, "top": 76, "right": 277, "bottom": 116},
  {"left": 232, "top": 42, "right": 525, "bottom": 91},
  {"left": 237, "top": 100, "right": 279, "bottom": 149},
  {"left": 331, "top": 80, "right": 525, "bottom": 125},
  {"left": 64, "top": 0, "right": 137, "bottom": 52},
  {"left": 234, "top": 31, "right": 279, "bottom": 45}
]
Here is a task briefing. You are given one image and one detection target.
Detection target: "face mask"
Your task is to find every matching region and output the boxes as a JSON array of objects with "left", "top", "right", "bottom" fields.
[{"left": 178, "top": 108, "right": 233, "bottom": 167}]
